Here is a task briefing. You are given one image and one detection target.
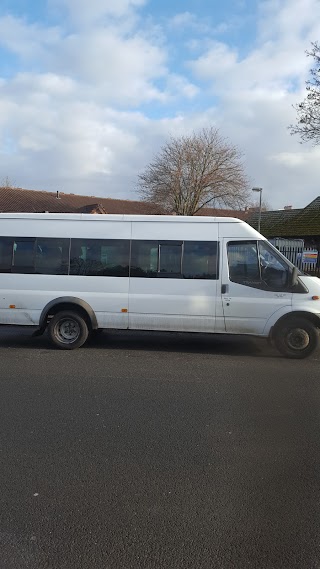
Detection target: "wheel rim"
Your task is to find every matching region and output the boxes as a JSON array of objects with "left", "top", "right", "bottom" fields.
[
  {"left": 55, "top": 318, "right": 80, "bottom": 344},
  {"left": 286, "top": 328, "right": 310, "bottom": 351}
]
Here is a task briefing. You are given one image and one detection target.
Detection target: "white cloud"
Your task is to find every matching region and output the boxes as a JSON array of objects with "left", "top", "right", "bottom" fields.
[
  {"left": 49, "top": 0, "right": 147, "bottom": 24},
  {"left": 0, "top": 15, "right": 61, "bottom": 60},
  {"left": 189, "top": 0, "right": 320, "bottom": 99},
  {"left": 50, "top": 29, "right": 168, "bottom": 104},
  {"left": 189, "top": 42, "right": 238, "bottom": 78},
  {"left": 0, "top": 12, "right": 168, "bottom": 105},
  {"left": 257, "top": 0, "right": 319, "bottom": 43},
  {"left": 270, "top": 146, "right": 320, "bottom": 170},
  {"left": 271, "top": 152, "right": 307, "bottom": 168},
  {"left": 164, "top": 74, "right": 199, "bottom": 100},
  {"left": 168, "top": 11, "right": 211, "bottom": 34},
  {"left": 169, "top": 12, "right": 196, "bottom": 28}
]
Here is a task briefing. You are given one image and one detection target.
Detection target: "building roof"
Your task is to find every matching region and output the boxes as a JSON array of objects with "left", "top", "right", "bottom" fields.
[
  {"left": 0, "top": 187, "right": 162, "bottom": 215},
  {"left": 248, "top": 197, "right": 320, "bottom": 238},
  {"left": 197, "top": 207, "right": 249, "bottom": 220},
  {"left": 0, "top": 186, "right": 249, "bottom": 219},
  {"left": 248, "top": 208, "right": 302, "bottom": 234},
  {"left": 281, "top": 196, "right": 320, "bottom": 236}
]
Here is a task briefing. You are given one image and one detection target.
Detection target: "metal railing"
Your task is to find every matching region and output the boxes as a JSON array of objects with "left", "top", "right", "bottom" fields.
[{"left": 270, "top": 238, "right": 320, "bottom": 277}]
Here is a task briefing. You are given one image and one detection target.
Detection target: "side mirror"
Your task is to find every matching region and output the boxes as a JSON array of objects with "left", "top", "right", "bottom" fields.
[{"left": 291, "top": 266, "right": 299, "bottom": 287}]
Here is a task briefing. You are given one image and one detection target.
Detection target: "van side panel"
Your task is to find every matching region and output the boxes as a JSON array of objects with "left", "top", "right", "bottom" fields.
[
  {"left": 128, "top": 221, "right": 219, "bottom": 333},
  {"left": 0, "top": 274, "right": 129, "bottom": 328}
]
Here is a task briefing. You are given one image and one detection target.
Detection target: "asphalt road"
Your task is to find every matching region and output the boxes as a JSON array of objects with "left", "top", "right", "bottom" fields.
[{"left": 0, "top": 326, "right": 319, "bottom": 569}]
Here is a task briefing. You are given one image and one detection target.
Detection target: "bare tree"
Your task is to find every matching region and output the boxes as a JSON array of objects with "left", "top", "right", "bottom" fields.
[
  {"left": 249, "top": 197, "right": 271, "bottom": 212},
  {"left": 289, "top": 42, "right": 320, "bottom": 145},
  {"left": 138, "top": 127, "right": 250, "bottom": 215},
  {"left": 0, "top": 176, "right": 15, "bottom": 189}
]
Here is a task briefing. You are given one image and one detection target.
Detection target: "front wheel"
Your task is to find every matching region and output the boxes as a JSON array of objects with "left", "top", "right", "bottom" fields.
[
  {"left": 273, "top": 317, "right": 319, "bottom": 359},
  {"left": 48, "top": 311, "right": 89, "bottom": 349}
]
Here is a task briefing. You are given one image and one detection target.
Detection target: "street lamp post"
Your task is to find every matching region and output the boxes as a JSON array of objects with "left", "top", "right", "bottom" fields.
[{"left": 252, "top": 187, "right": 263, "bottom": 233}]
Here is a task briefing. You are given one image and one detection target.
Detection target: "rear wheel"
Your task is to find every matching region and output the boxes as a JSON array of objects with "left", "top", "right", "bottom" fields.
[
  {"left": 273, "top": 317, "right": 319, "bottom": 359},
  {"left": 48, "top": 311, "right": 89, "bottom": 349}
]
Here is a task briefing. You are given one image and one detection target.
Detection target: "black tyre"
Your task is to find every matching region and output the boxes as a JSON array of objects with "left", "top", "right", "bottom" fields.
[
  {"left": 48, "top": 311, "right": 89, "bottom": 350},
  {"left": 274, "top": 317, "right": 319, "bottom": 359}
]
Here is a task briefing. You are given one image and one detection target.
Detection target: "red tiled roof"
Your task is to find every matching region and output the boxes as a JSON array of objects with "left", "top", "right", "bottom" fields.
[
  {"left": 0, "top": 187, "right": 249, "bottom": 219},
  {"left": 0, "top": 187, "right": 162, "bottom": 215}
]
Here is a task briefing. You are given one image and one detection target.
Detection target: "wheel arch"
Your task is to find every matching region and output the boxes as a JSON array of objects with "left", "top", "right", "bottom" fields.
[
  {"left": 39, "top": 297, "right": 98, "bottom": 331},
  {"left": 270, "top": 310, "right": 320, "bottom": 340}
]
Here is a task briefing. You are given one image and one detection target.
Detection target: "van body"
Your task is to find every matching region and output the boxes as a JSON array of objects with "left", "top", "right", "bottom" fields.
[{"left": 0, "top": 213, "right": 319, "bottom": 358}]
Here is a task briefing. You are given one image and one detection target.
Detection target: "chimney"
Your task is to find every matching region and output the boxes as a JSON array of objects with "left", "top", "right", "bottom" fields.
[
  {"left": 284, "top": 205, "right": 292, "bottom": 210},
  {"left": 56, "top": 191, "right": 61, "bottom": 199}
]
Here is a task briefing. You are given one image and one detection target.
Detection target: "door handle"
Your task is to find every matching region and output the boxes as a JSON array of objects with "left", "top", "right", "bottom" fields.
[{"left": 221, "top": 284, "right": 229, "bottom": 294}]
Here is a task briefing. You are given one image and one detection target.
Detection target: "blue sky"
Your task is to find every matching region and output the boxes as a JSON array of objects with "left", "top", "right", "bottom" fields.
[{"left": 0, "top": 0, "right": 319, "bottom": 208}]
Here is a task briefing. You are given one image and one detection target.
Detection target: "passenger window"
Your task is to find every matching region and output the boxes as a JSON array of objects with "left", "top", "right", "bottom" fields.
[
  {"left": 131, "top": 240, "right": 218, "bottom": 279},
  {"left": 159, "top": 243, "right": 182, "bottom": 276},
  {"left": 12, "top": 239, "right": 36, "bottom": 273},
  {"left": 70, "top": 239, "right": 129, "bottom": 276},
  {"left": 130, "top": 241, "right": 158, "bottom": 277},
  {"left": 183, "top": 242, "right": 218, "bottom": 279},
  {"left": 258, "top": 241, "right": 289, "bottom": 290},
  {"left": 0, "top": 237, "right": 13, "bottom": 272},
  {"left": 228, "top": 241, "right": 261, "bottom": 286},
  {"left": 227, "top": 241, "right": 290, "bottom": 291},
  {"left": 35, "top": 238, "right": 69, "bottom": 275},
  {"left": 131, "top": 241, "right": 183, "bottom": 278},
  {"left": 2, "top": 237, "right": 69, "bottom": 274}
]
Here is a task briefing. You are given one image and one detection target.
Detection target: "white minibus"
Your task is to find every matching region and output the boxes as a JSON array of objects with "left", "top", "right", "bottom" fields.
[{"left": 0, "top": 213, "right": 319, "bottom": 358}]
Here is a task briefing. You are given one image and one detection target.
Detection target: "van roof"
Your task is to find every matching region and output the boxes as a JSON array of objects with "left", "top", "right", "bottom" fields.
[{"left": 0, "top": 212, "right": 244, "bottom": 223}]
